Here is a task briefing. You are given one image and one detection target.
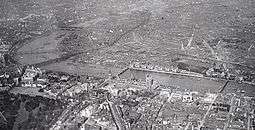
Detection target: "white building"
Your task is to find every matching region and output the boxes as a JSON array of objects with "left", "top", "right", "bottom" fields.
[
  {"left": 182, "top": 93, "right": 193, "bottom": 103},
  {"left": 21, "top": 66, "right": 43, "bottom": 87},
  {"left": 202, "top": 93, "right": 217, "bottom": 103}
]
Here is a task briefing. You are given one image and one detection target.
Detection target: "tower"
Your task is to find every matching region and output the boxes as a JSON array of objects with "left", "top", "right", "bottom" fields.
[{"left": 146, "top": 73, "right": 153, "bottom": 90}]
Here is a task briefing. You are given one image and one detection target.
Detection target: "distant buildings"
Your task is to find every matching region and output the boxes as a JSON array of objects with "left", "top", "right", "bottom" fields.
[
  {"left": 0, "top": 44, "right": 10, "bottom": 53},
  {"left": 130, "top": 62, "right": 178, "bottom": 72},
  {"left": 130, "top": 61, "right": 203, "bottom": 78}
]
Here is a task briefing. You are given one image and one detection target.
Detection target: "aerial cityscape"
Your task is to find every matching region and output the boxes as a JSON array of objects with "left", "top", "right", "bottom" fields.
[{"left": 0, "top": 0, "right": 254, "bottom": 130}]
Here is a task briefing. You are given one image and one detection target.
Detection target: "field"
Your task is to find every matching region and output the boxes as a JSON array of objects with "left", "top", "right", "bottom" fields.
[{"left": 0, "top": 0, "right": 254, "bottom": 79}]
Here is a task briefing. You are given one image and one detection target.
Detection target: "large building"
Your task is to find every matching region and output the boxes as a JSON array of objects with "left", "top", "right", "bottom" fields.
[{"left": 21, "top": 66, "right": 43, "bottom": 87}]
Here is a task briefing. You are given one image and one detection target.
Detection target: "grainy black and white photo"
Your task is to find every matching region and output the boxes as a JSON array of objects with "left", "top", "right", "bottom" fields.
[{"left": 0, "top": 0, "right": 255, "bottom": 130}]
